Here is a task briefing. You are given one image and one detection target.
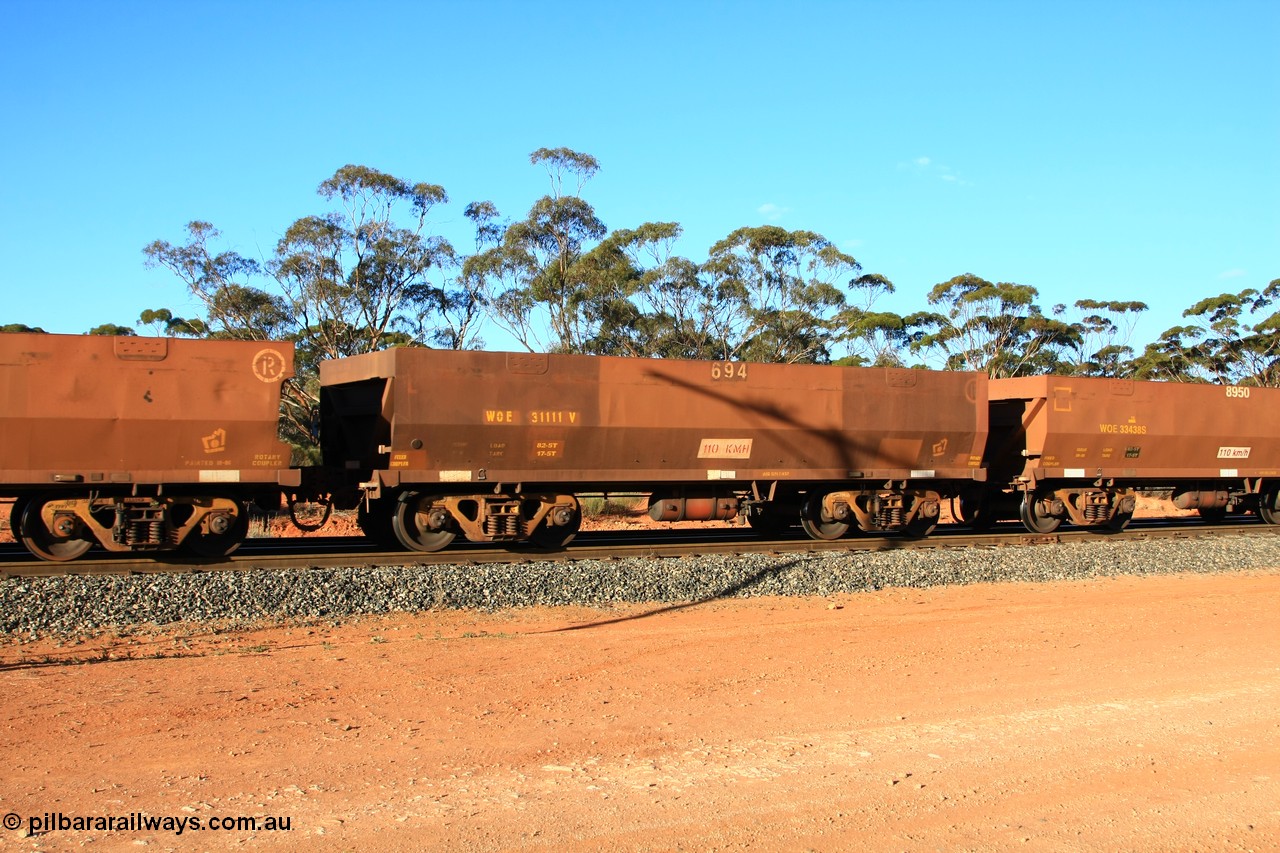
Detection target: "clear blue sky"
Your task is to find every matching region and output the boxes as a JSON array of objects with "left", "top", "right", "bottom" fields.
[{"left": 2, "top": 0, "right": 1276, "bottom": 353}]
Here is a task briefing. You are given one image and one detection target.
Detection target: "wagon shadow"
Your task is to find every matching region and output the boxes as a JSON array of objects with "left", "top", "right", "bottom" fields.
[{"left": 537, "top": 556, "right": 807, "bottom": 633}]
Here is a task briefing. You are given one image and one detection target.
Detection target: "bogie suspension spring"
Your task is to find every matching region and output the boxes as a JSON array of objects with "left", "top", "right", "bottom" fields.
[
  {"left": 877, "top": 504, "right": 905, "bottom": 529},
  {"left": 113, "top": 503, "right": 171, "bottom": 548},
  {"left": 482, "top": 502, "right": 522, "bottom": 539}
]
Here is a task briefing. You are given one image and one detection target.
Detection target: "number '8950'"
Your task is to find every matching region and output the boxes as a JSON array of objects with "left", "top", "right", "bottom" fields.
[{"left": 1225, "top": 386, "right": 1251, "bottom": 399}]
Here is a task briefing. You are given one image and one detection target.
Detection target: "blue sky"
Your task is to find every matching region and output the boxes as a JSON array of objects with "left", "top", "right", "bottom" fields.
[{"left": 2, "top": 0, "right": 1276, "bottom": 354}]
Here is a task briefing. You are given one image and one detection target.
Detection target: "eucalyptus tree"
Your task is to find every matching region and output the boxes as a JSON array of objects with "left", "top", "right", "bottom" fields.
[
  {"left": 86, "top": 324, "right": 136, "bottom": 336},
  {"left": 402, "top": 200, "right": 498, "bottom": 351},
  {"left": 1064, "top": 299, "right": 1148, "bottom": 376},
  {"left": 143, "top": 221, "right": 292, "bottom": 341},
  {"left": 568, "top": 228, "right": 647, "bottom": 356},
  {"left": 137, "top": 308, "right": 208, "bottom": 337},
  {"left": 1182, "top": 280, "right": 1278, "bottom": 386},
  {"left": 908, "top": 274, "right": 1080, "bottom": 377},
  {"left": 614, "top": 223, "right": 723, "bottom": 359},
  {"left": 701, "top": 226, "right": 855, "bottom": 364},
  {"left": 830, "top": 272, "right": 909, "bottom": 367},
  {"left": 570, "top": 221, "right": 724, "bottom": 359},
  {"left": 145, "top": 165, "right": 459, "bottom": 457},
  {"left": 630, "top": 254, "right": 723, "bottom": 360},
  {"left": 1131, "top": 279, "right": 1279, "bottom": 386},
  {"left": 474, "top": 148, "right": 608, "bottom": 353},
  {"left": 1127, "top": 325, "right": 1207, "bottom": 383},
  {"left": 269, "top": 164, "right": 454, "bottom": 360}
]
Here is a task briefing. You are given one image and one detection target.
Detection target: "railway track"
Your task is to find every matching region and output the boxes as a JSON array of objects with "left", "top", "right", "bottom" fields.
[{"left": 1, "top": 516, "right": 1273, "bottom": 579}]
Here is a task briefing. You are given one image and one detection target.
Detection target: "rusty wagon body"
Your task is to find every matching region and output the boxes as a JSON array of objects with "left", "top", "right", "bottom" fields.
[
  {"left": 320, "top": 348, "right": 989, "bottom": 550},
  {"left": 977, "top": 376, "right": 1280, "bottom": 532},
  {"left": 0, "top": 333, "right": 298, "bottom": 559},
  {"left": 8, "top": 333, "right": 1272, "bottom": 562}
]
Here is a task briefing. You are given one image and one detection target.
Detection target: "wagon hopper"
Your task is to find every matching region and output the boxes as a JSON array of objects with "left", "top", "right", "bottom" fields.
[
  {"left": 0, "top": 333, "right": 299, "bottom": 560},
  {"left": 975, "top": 376, "right": 1280, "bottom": 532},
  {"left": 320, "top": 349, "right": 989, "bottom": 551}
]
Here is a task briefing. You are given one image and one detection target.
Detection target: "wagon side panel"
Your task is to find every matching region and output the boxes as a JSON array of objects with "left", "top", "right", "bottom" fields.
[{"left": 0, "top": 334, "right": 296, "bottom": 487}]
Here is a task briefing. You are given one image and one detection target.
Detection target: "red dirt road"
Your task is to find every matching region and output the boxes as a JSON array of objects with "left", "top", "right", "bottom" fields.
[{"left": 2, "top": 570, "right": 1278, "bottom": 851}]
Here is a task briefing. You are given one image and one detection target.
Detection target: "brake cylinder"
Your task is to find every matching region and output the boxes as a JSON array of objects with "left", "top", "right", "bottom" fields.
[
  {"left": 1171, "top": 489, "right": 1229, "bottom": 510},
  {"left": 647, "top": 496, "right": 739, "bottom": 522}
]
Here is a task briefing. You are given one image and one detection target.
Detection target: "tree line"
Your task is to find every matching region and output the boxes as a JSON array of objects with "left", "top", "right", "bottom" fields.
[{"left": 5, "top": 148, "right": 1276, "bottom": 450}]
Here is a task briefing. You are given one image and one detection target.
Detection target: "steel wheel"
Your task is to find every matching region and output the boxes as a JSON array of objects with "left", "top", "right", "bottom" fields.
[
  {"left": 1018, "top": 494, "right": 1061, "bottom": 534},
  {"left": 902, "top": 511, "right": 938, "bottom": 539},
  {"left": 1107, "top": 493, "right": 1136, "bottom": 531},
  {"left": 951, "top": 490, "right": 996, "bottom": 530},
  {"left": 1108, "top": 510, "right": 1134, "bottom": 531},
  {"left": 1259, "top": 488, "right": 1280, "bottom": 526},
  {"left": 9, "top": 497, "right": 29, "bottom": 541},
  {"left": 184, "top": 501, "right": 250, "bottom": 558},
  {"left": 799, "top": 495, "right": 849, "bottom": 541},
  {"left": 392, "top": 493, "right": 457, "bottom": 552},
  {"left": 530, "top": 503, "right": 581, "bottom": 549},
  {"left": 18, "top": 498, "right": 94, "bottom": 562}
]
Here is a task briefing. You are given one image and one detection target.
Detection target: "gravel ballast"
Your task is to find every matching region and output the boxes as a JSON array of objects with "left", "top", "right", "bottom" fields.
[{"left": 3, "top": 534, "right": 1279, "bottom": 636}]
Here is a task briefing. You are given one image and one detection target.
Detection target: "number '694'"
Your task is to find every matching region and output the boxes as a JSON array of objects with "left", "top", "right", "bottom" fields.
[{"left": 711, "top": 362, "right": 747, "bottom": 381}]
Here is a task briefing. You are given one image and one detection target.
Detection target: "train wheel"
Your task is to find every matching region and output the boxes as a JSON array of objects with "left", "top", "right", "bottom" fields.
[
  {"left": 1018, "top": 494, "right": 1061, "bottom": 534},
  {"left": 902, "top": 513, "right": 938, "bottom": 538},
  {"left": 9, "top": 497, "right": 30, "bottom": 540},
  {"left": 530, "top": 503, "right": 581, "bottom": 549},
  {"left": 1259, "top": 488, "right": 1280, "bottom": 525},
  {"left": 799, "top": 495, "right": 849, "bottom": 541},
  {"left": 951, "top": 490, "right": 996, "bottom": 530},
  {"left": 1108, "top": 510, "right": 1134, "bottom": 531},
  {"left": 392, "top": 493, "right": 457, "bottom": 552},
  {"left": 1107, "top": 493, "right": 1136, "bottom": 532},
  {"left": 1197, "top": 506, "right": 1227, "bottom": 524},
  {"left": 184, "top": 501, "right": 250, "bottom": 558},
  {"left": 18, "top": 498, "right": 94, "bottom": 562}
]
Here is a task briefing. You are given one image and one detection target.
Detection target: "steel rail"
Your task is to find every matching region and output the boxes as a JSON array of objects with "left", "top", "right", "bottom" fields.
[{"left": 1, "top": 518, "right": 1275, "bottom": 579}]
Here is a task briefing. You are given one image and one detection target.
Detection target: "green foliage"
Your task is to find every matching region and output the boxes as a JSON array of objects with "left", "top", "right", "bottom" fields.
[
  {"left": 271, "top": 165, "right": 456, "bottom": 360},
  {"left": 593, "top": 224, "right": 722, "bottom": 359},
  {"left": 578, "top": 496, "right": 643, "bottom": 518},
  {"left": 702, "top": 226, "right": 859, "bottom": 364},
  {"left": 470, "top": 149, "right": 610, "bottom": 353},
  {"left": 143, "top": 222, "right": 288, "bottom": 340},
  {"left": 909, "top": 274, "right": 1081, "bottom": 377},
  {"left": 530, "top": 147, "right": 600, "bottom": 198},
  {"left": 1062, "top": 299, "right": 1148, "bottom": 377},
  {"left": 832, "top": 273, "right": 905, "bottom": 367},
  {"left": 139, "top": 150, "right": 1273, "bottom": 395},
  {"left": 138, "top": 308, "right": 208, "bottom": 337},
  {"left": 1, "top": 323, "right": 47, "bottom": 333},
  {"left": 1131, "top": 279, "right": 1279, "bottom": 386},
  {"left": 86, "top": 323, "right": 136, "bottom": 336},
  {"left": 145, "top": 166, "right": 459, "bottom": 458}
]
